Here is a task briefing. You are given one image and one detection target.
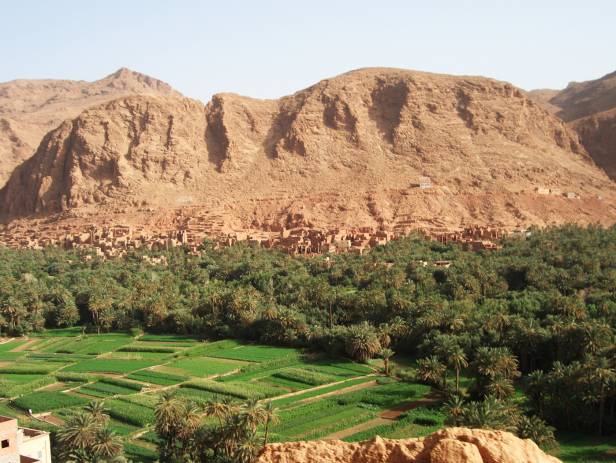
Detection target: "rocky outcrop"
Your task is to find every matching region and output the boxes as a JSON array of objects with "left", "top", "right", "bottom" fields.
[
  {"left": 2, "top": 67, "right": 616, "bottom": 231},
  {"left": 531, "top": 70, "right": 616, "bottom": 180},
  {"left": 0, "top": 68, "right": 180, "bottom": 186},
  {"left": 257, "top": 428, "right": 562, "bottom": 463}
]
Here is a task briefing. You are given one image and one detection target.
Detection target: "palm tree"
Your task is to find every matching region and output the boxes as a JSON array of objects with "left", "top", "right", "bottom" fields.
[
  {"left": 262, "top": 401, "right": 279, "bottom": 447},
  {"left": 344, "top": 323, "right": 382, "bottom": 362},
  {"left": 448, "top": 347, "right": 468, "bottom": 394},
  {"left": 154, "top": 392, "right": 183, "bottom": 461},
  {"left": 587, "top": 356, "right": 615, "bottom": 435},
  {"left": 380, "top": 348, "right": 395, "bottom": 376},
  {"left": 418, "top": 355, "right": 446, "bottom": 388},
  {"left": 204, "top": 399, "right": 237, "bottom": 429},
  {"left": 486, "top": 375, "right": 515, "bottom": 400},
  {"left": 57, "top": 412, "right": 99, "bottom": 453},
  {"left": 443, "top": 395, "right": 465, "bottom": 426},
  {"left": 84, "top": 401, "right": 109, "bottom": 425},
  {"left": 90, "top": 428, "right": 124, "bottom": 460},
  {"left": 239, "top": 400, "right": 268, "bottom": 433},
  {"left": 517, "top": 415, "right": 558, "bottom": 451},
  {"left": 236, "top": 434, "right": 262, "bottom": 463}
]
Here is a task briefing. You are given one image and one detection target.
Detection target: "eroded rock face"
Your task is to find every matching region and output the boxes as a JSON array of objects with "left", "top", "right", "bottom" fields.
[
  {"left": 0, "top": 68, "right": 180, "bottom": 186},
  {"left": 2, "top": 68, "right": 616, "bottom": 231},
  {"left": 532, "top": 70, "right": 616, "bottom": 181},
  {"left": 257, "top": 428, "right": 562, "bottom": 463}
]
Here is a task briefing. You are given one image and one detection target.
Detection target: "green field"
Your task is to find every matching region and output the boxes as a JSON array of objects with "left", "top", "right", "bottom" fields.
[{"left": 0, "top": 332, "right": 610, "bottom": 463}]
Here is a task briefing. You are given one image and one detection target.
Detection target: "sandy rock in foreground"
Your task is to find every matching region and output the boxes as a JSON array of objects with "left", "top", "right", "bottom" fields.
[{"left": 257, "top": 427, "right": 562, "bottom": 463}]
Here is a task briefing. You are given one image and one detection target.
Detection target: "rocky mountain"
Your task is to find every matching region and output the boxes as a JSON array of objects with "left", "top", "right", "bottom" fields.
[
  {"left": 0, "top": 68, "right": 180, "bottom": 186},
  {"left": 257, "top": 428, "right": 562, "bottom": 463},
  {"left": 530, "top": 71, "right": 616, "bottom": 180},
  {"left": 2, "top": 68, "right": 616, "bottom": 233}
]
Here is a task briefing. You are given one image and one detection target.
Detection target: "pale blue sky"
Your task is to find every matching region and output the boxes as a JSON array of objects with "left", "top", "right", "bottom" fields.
[{"left": 1, "top": 1, "right": 614, "bottom": 102}]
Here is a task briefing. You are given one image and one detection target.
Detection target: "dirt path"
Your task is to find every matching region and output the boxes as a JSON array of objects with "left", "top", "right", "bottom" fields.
[
  {"left": 12, "top": 338, "right": 38, "bottom": 352},
  {"left": 32, "top": 412, "right": 65, "bottom": 426},
  {"left": 323, "top": 394, "right": 440, "bottom": 440}
]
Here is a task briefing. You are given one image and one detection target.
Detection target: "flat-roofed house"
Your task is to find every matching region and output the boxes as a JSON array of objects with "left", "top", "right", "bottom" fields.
[{"left": 0, "top": 416, "right": 51, "bottom": 463}]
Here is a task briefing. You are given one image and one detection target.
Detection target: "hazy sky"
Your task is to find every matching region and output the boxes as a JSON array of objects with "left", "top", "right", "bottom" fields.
[{"left": 2, "top": 1, "right": 614, "bottom": 102}]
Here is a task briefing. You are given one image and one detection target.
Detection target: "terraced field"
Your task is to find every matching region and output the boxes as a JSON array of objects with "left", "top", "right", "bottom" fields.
[{"left": 0, "top": 333, "right": 437, "bottom": 462}]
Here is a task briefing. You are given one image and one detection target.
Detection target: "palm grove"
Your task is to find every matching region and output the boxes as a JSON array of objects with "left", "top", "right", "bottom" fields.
[{"left": 1, "top": 225, "right": 615, "bottom": 458}]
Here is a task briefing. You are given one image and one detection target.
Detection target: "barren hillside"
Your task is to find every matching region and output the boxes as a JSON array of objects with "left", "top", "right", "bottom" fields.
[
  {"left": 0, "top": 68, "right": 180, "bottom": 186},
  {"left": 2, "top": 68, "right": 616, "bottom": 236},
  {"left": 531, "top": 70, "right": 616, "bottom": 180}
]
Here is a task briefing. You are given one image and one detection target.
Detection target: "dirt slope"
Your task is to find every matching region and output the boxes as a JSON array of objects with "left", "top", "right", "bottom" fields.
[
  {"left": 532, "top": 70, "right": 616, "bottom": 180},
  {"left": 2, "top": 67, "right": 616, "bottom": 233},
  {"left": 257, "top": 427, "right": 562, "bottom": 463},
  {"left": 0, "top": 68, "right": 180, "bottom": 186}
]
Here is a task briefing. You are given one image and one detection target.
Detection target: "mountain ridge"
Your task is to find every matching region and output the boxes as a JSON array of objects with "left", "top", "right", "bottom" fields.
[
  {"left": 0, "top": 67, "right": 180, "bottom": 186},
  {"left": 2, "top": 67, "right": 615, "bottom": 236}
]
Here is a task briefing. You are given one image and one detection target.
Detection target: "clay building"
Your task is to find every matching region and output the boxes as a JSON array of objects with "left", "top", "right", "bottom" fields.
[{"left": 0, "top": 416, "right": 51, "bottom": 463}]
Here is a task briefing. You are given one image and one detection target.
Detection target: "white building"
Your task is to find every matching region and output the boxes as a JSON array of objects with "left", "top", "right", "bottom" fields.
[
  {"left": 0, "top": 416, "right": 51, "bottom": 463},
  {"left": 419, "top": 176, "right": 432, "bottom": 189}
]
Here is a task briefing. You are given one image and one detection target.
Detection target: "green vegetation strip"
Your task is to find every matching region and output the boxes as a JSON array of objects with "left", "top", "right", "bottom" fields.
[
  {"left": 344, "top": 407, "right": 446, "bottom": 441},
  {"left": 105, "top": 399, "right": 155, "bottom": 426},
  {"left": 204, "top": 344, "right": 302, "bottom": 363},
  {"left": 170, "top": 357, "right": 241, "bottom": 376},
  {"left": 118, "top": 346, "right": 176, "bottom": 353},
  {"left": 272, "top": 367, "right": 339, "bottom": 386},
  {"left": 13, "top": 391, "right": 89, "bottom": 412},
  {"left": 181, "top": 378, "right": 281, "bottom": 400},
  {"left": 0, "top": 363, "right": 60, "bottom": 374},
  {"left": 64, "top": 359, "right": 157, "bottom": 373},
  {"left": 127, "top": 370, "right": 188, "bottom": 386},
  {"left": 271, "top": 377, "right": 374, "bottom": 407},
  {"left": 0, "top": 376, "right": 56, "bottom": 398}
]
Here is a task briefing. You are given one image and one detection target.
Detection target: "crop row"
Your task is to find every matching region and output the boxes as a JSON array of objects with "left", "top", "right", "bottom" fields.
[
  {"left": 0, "top": 376, "right": 56, "bottom": 398},
  {"left": 99, "top": 377, "right": 144, "bottom": 391},
  {"left": 218, "top": 357, "right": 302, "bottom": 382},
  {"left": 64, "top": 359, "right": 157, "bottom": 374},
  {"left": 272, "top": 367, "right": 338, "bottom": 386},
  {"left": 118, "top": 346, "right": 176, "bottom": 353},
  {"left": 79, "top": 382, "right": 139, "bottom": 398},
  {"left": 181, "top": 379, "right": 281, "bottom": 400},
  {"left": 344, "top": 406, "right": 445, "bottom": 441},
  {"left": 270, "top": 378, "right": 375, "bottom": 408},
  {"left": 127, "top": 369, "right": 188, "bottom": 385},
  {"left": 117, "top": 393, "right": 160, "bottom": 408},
  {"left": 0, "top": 363, "right": 59, "bottom": 374},
  {"left": 13, "top": 391, "right": 89, "bottom": 413},
  {"left": 105, "top": 399, "right": 155, "bottom": 427},
  {"left": 206, "top": 345, "right": 302, "bottom": 363}
]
